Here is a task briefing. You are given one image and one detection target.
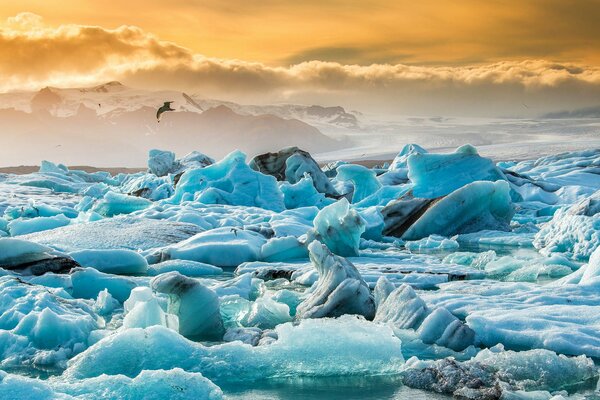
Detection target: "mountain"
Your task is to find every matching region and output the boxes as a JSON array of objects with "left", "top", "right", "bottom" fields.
[{"left": 0, "top": 83, "right": 347, "bottom": 167}]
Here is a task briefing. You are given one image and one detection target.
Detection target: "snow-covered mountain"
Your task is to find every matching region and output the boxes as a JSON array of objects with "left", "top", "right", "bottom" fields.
[
  {"left": 0, "top": 82, "right": 599, "bottom": 167},
  {"left": 0, "top": 83, "right": 353, "bottom": 166}
]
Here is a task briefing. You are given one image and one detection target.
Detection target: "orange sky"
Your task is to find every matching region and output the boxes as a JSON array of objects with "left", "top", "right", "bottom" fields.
[
  {"left": 0, "top": 1, "right": 599, "bottom": 116},
  {"left": 1, "top": 0, "right": 599, "bottom": 66}
]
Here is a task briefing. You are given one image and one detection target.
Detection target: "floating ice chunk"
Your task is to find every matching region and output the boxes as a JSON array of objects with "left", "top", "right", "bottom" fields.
[
  {"left": 335, "top": 164, "right": 382, "bottom": 203},
  {"left": 94, "top": 289, "right": 119, "bottom": 316},
  {"left": 69, "top": 249, "right": 148, "bottom": 274},
  {"left": 147, "top": 259, "right": 222, "bottom": 277},
  {"left": 375, "top": 284, "right": 428, "bottom": 329},
  {"left": 373, "top": 276, "right": 396, "bottom": 307},
  {"left": 312, "top": 198, "right": 366, "bottom": 256},
  {"left": 7, "top": 214, "right": 71, "bottom": 236},
  {"left": 66, "top": 316, "right": 404, "bottom": 381},
  {"left": 120, "top": 173, "right": 173, "bottom": 201},
  {"left": 279, "top": 176, "right": 335, "bottom": 209},
  {"left": 389, "top": 144, "right": 428, "bottom": 171},
  {"left": 402, "top": 346, "right": 597, "bottom": 398},
  {"left": 402, "top": 180, "right": 514, "bottom": 240},
  {"left": 380, "top": 196, "right": 435, "bottom": 237},
  {"left": 0, "top": 238, "right": 58, "bottom": 266},
  {"left": 223, "top": 327, "right": 263, "bottom": 346},
  {"left": 559, "top": 246, "right": 600, "bottom": 286},
  {"left": 405, "top": 235, "right": 459, "bottom": 252},
  {"left": 296, "top": 241, "right": 375, "bottom": 320},
  {"left": 443, "top": 250, "right": 496, "bottom": 269},
  {"left": 260, "top": 236, "right": 308, "bottom": 262},
  {"left": 473, "top": 346, "right": 598, "bottom": 392},
  {"left": 0, "top": 276, "right": 98, "bottom": 367},
  {"left": 160, "top": 227, "right": 267, "bottom": 267},
  {"left": 22, "top": 216, "right": 201, "bottom": 253},
  {"left": 375, "top": 283, "right": 474, "bottom": 351},
  {"left": 172, "top": 150, "right": 285, "bottom": 211},
  {"left": 241, "top": 295, "right": 292, "bottom": 329},
  {"left": 417, "top": 307, "right": 475, "bottom": 352},
  {"left": 0, "top": 238, "right": 77, "bottom": 275},
  {"left": 91, "top": 192, "right": 152, "bottom": 217},
  {"left": 407, "top": 144, "right": 507, "bottom": 199},
  {"left": 534, "top": 196, "right": 600, "bottom": 260},
  {"left": 70, "top": 267, "right": 137, "bottom": 303},
  {"left": 148, "top": 149, "right": 176, "bottom": 177},
  {"left": 250, "top": 147, "right": 339, "bottom": 197},
  {"left": 151, "top": 272, "right": 224, "bottom": 340},
  {"left": 123, "top": 287, "right": 178, "bottom": 331},
  {"left": 269, "top": 207, "right": 317, "bottom": 237},
  {"left": 0, "top": 368, "right": 224, "bottom": 400}
]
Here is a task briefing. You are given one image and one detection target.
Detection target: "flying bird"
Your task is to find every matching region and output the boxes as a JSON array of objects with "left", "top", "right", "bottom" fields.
[{"left": 156, "top": 101, "right": 175, "bottom": 122}]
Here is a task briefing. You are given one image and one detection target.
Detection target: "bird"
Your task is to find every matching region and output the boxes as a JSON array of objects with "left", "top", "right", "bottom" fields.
[{"left": 156, "top": 101, "right": 175, "bottom": 122}]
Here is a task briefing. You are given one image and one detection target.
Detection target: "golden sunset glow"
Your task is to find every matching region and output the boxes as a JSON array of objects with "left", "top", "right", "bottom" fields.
[{"left": 0, "top": 1, "right": 599, "bottom": 117}]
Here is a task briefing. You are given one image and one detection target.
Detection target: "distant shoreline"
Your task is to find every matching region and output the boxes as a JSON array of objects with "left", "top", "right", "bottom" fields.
[{"left": 0, "top": 166, "right": 146, "bottom": 175}]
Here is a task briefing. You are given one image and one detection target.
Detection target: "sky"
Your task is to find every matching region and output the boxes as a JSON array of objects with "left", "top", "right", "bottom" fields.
[{"left": 1, "top": 1, "right": 600, "bottom": 116}]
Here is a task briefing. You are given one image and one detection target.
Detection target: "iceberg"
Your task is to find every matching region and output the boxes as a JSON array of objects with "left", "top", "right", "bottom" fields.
[
  {"left": 151, "top": 272, "right": 224, "bottom": 340},
  {"left": 335, "top": 164, "right": 382, "bottom": 203},
  {"left": 122, "top": 287, "right": 179, "bottom": 330},
  {"left": 312, "top": 198, "right": 366, "bottom": 256},
  {"left": 21, "top": 216, "right": 201, "bottom": 253},
  {"left": 407, "top": 144, "right": 507, "bottom": 199},
  {"left": 65, "top": 316, "right": 404, "bottom": 381},
  {"left": 296, "top": 241, "right": 375, "bottom": 320},
  {"left": 69, "top": 249, "right": 148, "bottom": 274},
  {"left": 171, "top": 150, "right": 285, "bottom": 211},
  {"left": 534, "top": 192, "right": 600, "bottom": 260},
  {"left": 7, "top": 214, "right": 72, "bottom": 236},
  {"left": 249, "top": 147, "right": 339, "bottom": 197},
  {"left": 0, "top": 368, "right": 224, "bottom": 400},
  {"left": 0, "top": 238, "right": 78, "bottom": 275},
  {"left": 402, "top": 180, "right": 514, "bottom": 240},
  {"left": 91, "top": 192, "right": 152, "bottom": 217},
  {"left": 159, "top": 227, "right": 267, "bottom": 267}
]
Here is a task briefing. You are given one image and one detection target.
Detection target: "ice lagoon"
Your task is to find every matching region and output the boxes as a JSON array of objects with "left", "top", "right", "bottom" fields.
[{"left": 1, "top": 144, "right": 600, "bottom": 399}]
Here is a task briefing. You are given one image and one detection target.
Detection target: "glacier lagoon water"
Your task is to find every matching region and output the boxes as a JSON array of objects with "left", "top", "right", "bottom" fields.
[{"left": 1, "top": 145, "right": 600, "bottom": 399}]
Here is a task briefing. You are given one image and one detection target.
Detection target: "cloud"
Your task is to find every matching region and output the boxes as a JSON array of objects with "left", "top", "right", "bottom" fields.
[{"left": 1, "top": 13, "right": 600, "bottom": 117}]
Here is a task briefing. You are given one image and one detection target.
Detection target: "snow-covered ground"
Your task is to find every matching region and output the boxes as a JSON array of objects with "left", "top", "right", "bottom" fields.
[{"left": 1, "top": 144, "right": 600, "bottom": 399}]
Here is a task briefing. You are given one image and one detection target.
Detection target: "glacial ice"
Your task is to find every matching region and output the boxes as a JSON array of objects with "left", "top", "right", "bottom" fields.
[
  {"left": 2, "top": 145, "right": 600, "bottom": 399},
  {"left": 250, "top": 147, "right": 339, "bottom": 197},
  {"left": 172, "top": 150, "right": 285, "bottom": 211},
  {"left": 158, "top": 227, "right": 267, "bottom": 267},
  {"left": 295, "top": 241, "right": 375, "bottom": 320},
  {"left": 312, "top": 198, "right": 365, "bottom": 256},
  {"left": 8, "top": 214, "right": 72, "bottom": 236},
  {"left": 151, "top": 272, "right": 224, "bottom": 340},
  {"left": 0, "top": 368, "right": 224, "bottom": 400},
  {"left": 65, "top": 317, "right": 404, "bottom": 381},
  {"left": 402, "top": 180, "right": 514, "bottom": 240},
  {"left": 407, "top": 144, "right": 507, "bottom": 199},
  {"left": 69, "top": 249, "right": 148, "bottom": 274},
  {"left": 335, "top": 164, "right": 382, "bottom": 203},
  {"left": 91, "top": 191, "right": 152, "bottom": 217}
]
